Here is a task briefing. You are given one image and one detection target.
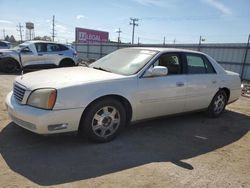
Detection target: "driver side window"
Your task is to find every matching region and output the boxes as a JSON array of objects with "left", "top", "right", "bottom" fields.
[
  {"left": 153, "top": 53, "right": 182, "bottom": 75},
  {"left": 21, "top": 47, "right": 32, "bottom": 53}
]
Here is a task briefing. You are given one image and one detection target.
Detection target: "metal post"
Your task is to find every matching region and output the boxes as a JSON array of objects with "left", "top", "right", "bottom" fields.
[
  {"left": 87, "top": 42, "right": 89, "bottom": 59},
  {"left": 74, "top": 28, "right": 77, "bottom": 53},
  {"left": 241, "top": 34, "right": 250, "bottom": 80},
  {"left": 100, "top": 41, "right": 103, "bottom": 58}
]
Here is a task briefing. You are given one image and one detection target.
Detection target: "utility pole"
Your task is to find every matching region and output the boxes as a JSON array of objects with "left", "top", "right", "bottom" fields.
[
  {"left": 116, "top": 28, "right": 122, "bottom": 43},
  {"left": 198, "top": 35, "right": 205, "bottom": 51},
  {"left": 137, "top": 37, "right": 140, "bottom": 45},
  {"left": 17, "top": 23, "right": 24, "bottom": 42},
  {"left": 52, "top": 15, "right": 55, "bottom": 42},
  {"left": 130, "top": 17, "right": 139, "bottom": 44},
  {"left": 163, "top": 36, "right": 166, "bottom": 45},
  {"left": 2, "top": 29, "right": 6, "bottom": 40}
]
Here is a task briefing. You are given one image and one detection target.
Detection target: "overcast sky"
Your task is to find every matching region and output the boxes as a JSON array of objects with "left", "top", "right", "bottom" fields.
[{"left": 0, "top": 0, "right": 249, "bottom": 44}]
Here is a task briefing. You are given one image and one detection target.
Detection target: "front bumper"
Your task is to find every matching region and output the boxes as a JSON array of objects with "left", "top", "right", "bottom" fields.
[{"left": 5, "top": 92, "right": 84, "bottom": 134}]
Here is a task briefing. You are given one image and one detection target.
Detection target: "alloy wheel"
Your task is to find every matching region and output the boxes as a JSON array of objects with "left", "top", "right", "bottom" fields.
[{"left": 91, "top": 106, "right": 120, "bottom": 138}]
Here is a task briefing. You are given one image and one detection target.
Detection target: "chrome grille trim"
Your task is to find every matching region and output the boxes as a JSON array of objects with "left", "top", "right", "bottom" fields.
[{"left": 13, "top": 83, "right": 26, "bottom": 103}]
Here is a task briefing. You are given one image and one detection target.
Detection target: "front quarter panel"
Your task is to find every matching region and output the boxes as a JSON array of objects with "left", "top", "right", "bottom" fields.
[{"left": 53, "top": 77, "right": 137, "bottom": 118}]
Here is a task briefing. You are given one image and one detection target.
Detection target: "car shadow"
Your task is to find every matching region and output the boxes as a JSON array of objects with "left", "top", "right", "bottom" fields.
[
  {"left": 0, "top": 72, "right": 20, "bottom": 76},
  {"left": 0, "top": 110, "right": 249, "bottom": 186}
]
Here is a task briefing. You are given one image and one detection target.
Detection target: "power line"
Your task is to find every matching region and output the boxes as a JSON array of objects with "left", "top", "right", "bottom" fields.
[
  {"left": 52, "top": 15, "right": 55, "bottom": 41},
  {"left": 116, "top": 28, "right": 122, "bottom": 43},
  {"left": 130, "top": 17, "right": 139, "bottom": 44},
  {"left": 16, "top": 23, "right": 24, "bottom": 42}
]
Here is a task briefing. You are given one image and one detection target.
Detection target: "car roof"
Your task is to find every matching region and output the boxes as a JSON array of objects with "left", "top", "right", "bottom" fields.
[
  {"left": 126, "top": 47, "right": 205, "bottom": 55},
  {"left": 24, "top": 40, "right": 65, "bottom": 45}
]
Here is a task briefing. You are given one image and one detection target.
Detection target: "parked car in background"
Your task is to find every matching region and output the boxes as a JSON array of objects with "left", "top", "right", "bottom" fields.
[
  {"left": 0, "top": 41, "right": 11, "bottom": 49},
  {"left": 0, "top": 40, "right": 79, "bottom": 73},
  {"left": 5, "top": 48, "right": 241, "bottom": 142}
]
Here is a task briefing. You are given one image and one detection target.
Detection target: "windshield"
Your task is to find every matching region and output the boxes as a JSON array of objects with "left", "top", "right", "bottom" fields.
[{"left": 90, "top": 48, "right": 158, "bottom": 75}]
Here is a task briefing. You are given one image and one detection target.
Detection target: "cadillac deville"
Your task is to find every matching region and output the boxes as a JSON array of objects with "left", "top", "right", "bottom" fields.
[{"left": 5, "top": 48, "right": 241, "bottom": 142}]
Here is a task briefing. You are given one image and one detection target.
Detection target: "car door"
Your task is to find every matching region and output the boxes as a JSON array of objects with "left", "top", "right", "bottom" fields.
[
  {"left": 43, "top": 43, "right": 63, "bottom": 66},
  {"left": 185, "top": 53, "right": 218, "bottom": 111},
  {"left": 20, "top": 46, "right": 44, "bottom": 67},
  {"left": 135, "top": 52, "right": 187, "bottom": 120}
]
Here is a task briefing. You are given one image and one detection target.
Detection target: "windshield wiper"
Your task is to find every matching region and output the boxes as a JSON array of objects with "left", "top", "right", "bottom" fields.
[{"left": 92, "top": 67, "right": 111, "bottom": 72}]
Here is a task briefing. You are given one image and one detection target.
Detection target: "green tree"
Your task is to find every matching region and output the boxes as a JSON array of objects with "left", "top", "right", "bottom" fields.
[
  {"left": 4, "top": 35, "right": 10, "bottom": 41},
  {"left": 34, "top": 36, "right": 52, "bottom": 41},
  {"left": 9, "top": 35, "right": 16, "bottom": 42}
]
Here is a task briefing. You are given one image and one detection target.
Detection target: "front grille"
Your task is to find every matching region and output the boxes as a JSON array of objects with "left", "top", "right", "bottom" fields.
[{"left": 13, "top": 83, "right": 26, "bottom": 103}]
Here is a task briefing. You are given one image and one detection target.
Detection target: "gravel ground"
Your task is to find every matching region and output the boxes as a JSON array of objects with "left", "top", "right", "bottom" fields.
[{"left": 0, "top": 73, "right": 249, "bottom": 188}]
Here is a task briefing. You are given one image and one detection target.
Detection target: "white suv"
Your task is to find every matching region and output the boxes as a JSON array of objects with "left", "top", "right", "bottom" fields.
[{"left": 0, "top": 41, "right": 79, "bottom": 73}]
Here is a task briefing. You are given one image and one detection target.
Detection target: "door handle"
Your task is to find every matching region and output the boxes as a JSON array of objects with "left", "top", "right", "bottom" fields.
[
  {"left": 176, "top": 82, "right": 184, "bottom": 87},
  {"left": 38, "top": 54, "right": 43, "bottom": 56},
  {"left": 58, "top": 54, "right": 63, "bottom": 55}
]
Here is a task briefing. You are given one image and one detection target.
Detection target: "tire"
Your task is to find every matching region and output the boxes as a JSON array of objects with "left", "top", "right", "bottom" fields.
[
  {"left": 1, "top": 58, "right": 20, "bottom": 73},
  {"left": 79, "top": 98, "right": 126, "bottom": 142},
  {"left": 59, "top": 59, "right": 75, "bottom": 67},
  {"left": 207, "top": 90, "right": 227, "bottom": 118}
]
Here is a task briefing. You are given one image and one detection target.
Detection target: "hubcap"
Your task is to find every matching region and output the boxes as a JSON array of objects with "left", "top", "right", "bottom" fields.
[
  {"left": 213, "top": 94, "right": 225, "bottom": 114},
  {"left": 92, "top": 106, "right": 120, "bottom": 138}
]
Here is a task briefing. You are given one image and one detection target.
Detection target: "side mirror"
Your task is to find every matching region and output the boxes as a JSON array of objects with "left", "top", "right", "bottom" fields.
[{"left": 144, "top": 66, "right": 168, "bottom": 77}]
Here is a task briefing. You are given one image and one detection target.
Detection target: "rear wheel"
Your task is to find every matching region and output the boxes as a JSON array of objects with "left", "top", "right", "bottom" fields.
[
  {"left": 207, "top": 90, "right": 227, "bottom": 118},
  {"left": 79, "top": 98, "right": 126, "bottom": 142},
  {"left": 59, "top": 59, "right": 75, "bottom": 67}
]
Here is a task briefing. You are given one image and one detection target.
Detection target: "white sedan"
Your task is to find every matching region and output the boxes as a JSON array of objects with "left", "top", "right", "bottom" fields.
[{"left": 5, "top": 48, "right": 241, "bottom": 142}]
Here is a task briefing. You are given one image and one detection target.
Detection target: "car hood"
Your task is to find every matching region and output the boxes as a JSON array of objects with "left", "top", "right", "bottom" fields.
[
  {"left": 0, "top": 49, "right": 17, "bottom": 55},
  {"left": 15, "top": 67, "right": 126, "bottom": 90}
]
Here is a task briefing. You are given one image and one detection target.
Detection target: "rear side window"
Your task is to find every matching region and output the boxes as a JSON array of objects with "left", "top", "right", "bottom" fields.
[
  {"left": 47, "top": 43, "right": 60, "bottom": 52},
  {"left": 186, "top": 54, "right": 216, "bottom": 74},
  {"left": 59, "top": 44, "right": 69, "bottom": 51}
]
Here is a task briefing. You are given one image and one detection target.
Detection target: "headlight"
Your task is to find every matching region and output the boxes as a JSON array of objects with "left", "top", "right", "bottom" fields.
[{"left": 27, "top": 89, "right": 57, "bottom": 110}]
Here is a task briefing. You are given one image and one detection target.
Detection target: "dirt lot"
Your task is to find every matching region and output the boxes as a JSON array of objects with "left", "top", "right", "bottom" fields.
[{"left": 0, "top": 73, "right": 249, "bottom": 188}]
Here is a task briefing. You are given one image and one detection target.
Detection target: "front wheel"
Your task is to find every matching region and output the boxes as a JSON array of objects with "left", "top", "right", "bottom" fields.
[
  {"left": 207, "top": 90, "right": 227, "bottom": 118},
  {"left": 79, "top": 98, "right": 126, "bottom": 142},
  {"left": 1, "top": 58, "right": 20, "bottom": 73}
]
